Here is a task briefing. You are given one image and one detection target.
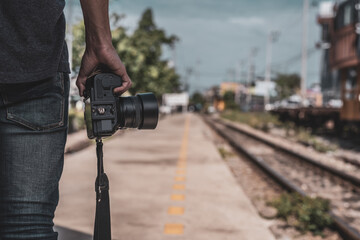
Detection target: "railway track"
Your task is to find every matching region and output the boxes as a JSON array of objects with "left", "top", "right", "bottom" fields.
[{"left": 204, "top": 116, "right": 360, "bottom": 240}]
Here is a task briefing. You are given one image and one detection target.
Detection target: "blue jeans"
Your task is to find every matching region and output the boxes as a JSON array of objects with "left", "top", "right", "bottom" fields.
[{"left": 0, "top": 73, "right": 69, "bottom": 240}]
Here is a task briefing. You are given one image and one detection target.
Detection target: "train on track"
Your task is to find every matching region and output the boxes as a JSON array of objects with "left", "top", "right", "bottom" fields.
[{"left": 272, "top": 0, "right": 360, "bottom": 131}]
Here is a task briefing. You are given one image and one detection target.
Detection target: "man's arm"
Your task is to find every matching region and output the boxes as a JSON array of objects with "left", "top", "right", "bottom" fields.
[{"left": 76, "top": 0, "right": 132, "bottom": 96}]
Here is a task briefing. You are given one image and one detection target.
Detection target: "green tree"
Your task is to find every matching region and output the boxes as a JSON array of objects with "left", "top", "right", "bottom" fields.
[
  {"left": 274, "top": 73, "right": 301, "bottom": 99},
  {"left": 118, "top": 8, "right": 180, "bottom": 97},
  {"left": 190, "top": 92, "right": 206, "bottom": 106},
  {"left": 72, "top": 21, "right": 86, "bottom": 73},
  {"left": 72, "top": 8, "right": 181, "bottom": 98},
  {"left": 223, "top": 91, "right": 237, "bottom": 110}
]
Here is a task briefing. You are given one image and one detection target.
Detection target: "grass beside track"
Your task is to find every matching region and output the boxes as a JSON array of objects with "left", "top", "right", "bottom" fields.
[
  {"left": 220, "top": 110, "right": 337, "bottom": 153},
  {"left": 221, "top": 110, "right": 279, "bottom": 132}
]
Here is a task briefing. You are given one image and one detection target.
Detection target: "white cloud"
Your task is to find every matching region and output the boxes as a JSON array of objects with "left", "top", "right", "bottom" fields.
[{"left": 228, "top": 16, "right": 265, "bottom": 27}]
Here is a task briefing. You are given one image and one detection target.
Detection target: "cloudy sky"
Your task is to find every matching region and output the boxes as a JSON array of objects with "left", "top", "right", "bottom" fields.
[{"left": 67, "top": 0, "right": 324, "bottom": 93}]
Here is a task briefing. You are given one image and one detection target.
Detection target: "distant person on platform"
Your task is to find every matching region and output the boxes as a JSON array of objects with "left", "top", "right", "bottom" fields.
[{"left": 0, "top": 0, "right": 131, "bottom": 239}]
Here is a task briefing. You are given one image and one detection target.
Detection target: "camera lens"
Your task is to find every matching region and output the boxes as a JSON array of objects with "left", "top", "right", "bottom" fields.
[
  {"left": 137, "top": 93, "right": 159, "bottom": 129},
  {"left": 118, "top": 93, "right": 158, "bottom": 129}
]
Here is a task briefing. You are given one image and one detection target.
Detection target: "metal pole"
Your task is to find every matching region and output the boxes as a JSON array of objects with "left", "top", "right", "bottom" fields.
[
  {"left": 171, "top": 45, "right": 177, "bottom": 71},
  {"left": 246, "top": 48, "right": 257, "bottom": 111},
  {"left": 301, "top": 0, "right": 309, "bottom": 98},
  {"left": 236, "top": 61, "right": 241, "bottom": 83},
  {"left": 235, "top": 61, "right": 242, "bottom": 105},
  {"left": 247, "top": 48, "right": 257, "bottom": 85},
  {"left": 264, "top": 34, "right": 273, "bottom": 107},
  {"left": 240, "top": 60, "right": 246, "bottom": 84},
  {"left": 264, "top": 31, "right": 279, "bottom": 109},
  {"left": 247, "top": 56, "right": 252, "bottom": 85}
]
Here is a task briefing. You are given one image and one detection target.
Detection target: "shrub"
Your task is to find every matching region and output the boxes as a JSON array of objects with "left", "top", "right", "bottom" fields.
[
  {"left": 296, "top": 127, "right": 337, "bottom": 153},
  {"left": 218, "top": 147, "right": 234, "bottom": 159},
  {"left": 271, "top": 193, "right": 333, "bottom": 235}
]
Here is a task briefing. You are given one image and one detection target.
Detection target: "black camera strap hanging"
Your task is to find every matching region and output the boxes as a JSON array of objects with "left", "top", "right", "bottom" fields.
[{"left": 94, "top": 138, "right": 111, "bottom": 240}]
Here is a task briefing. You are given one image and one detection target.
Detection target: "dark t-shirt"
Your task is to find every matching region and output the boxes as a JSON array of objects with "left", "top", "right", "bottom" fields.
[{"left": 0, "top": 0, "right": 70, "bottom": 84}]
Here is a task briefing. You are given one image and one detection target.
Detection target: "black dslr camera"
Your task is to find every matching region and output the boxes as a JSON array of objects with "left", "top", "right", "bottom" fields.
[{"left": 83, "top": 73, "right": 159, "bottom": 139}]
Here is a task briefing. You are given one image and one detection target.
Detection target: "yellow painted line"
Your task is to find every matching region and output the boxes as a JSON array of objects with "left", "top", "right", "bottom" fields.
[
  {"left": 174, "top": 116, "right": 190, "bottom": 175},
  {"left": 177, "top": 164, "right": 186, "bottom": 169},
  {"left": 173, "top": 184, "right": 185, "bottom": 190},
  {"left": 176, "top": 169, "right": 186, "bottom": 175},
  {"left": 171, "top": 194, "right": 185, "bottom": 201},
  {"left": 175, "top": 176, "right": 186, "bottom": 182},
  {"left": 164, "top": 224, "right": 184, "bottom": 235},
  {"left": 178, "top": 116, "right": 190, "bottom": 163},
  {"left": 168, "top": 206, "right": 185, "bottom": 215},
  {"left": 163, "top": 116, "right": 189, "bottom": 236}
]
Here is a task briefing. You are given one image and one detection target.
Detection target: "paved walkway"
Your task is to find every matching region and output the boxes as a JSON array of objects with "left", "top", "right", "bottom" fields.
[{"left": 54, "top": 113, "right": 275, "bottom": 240}]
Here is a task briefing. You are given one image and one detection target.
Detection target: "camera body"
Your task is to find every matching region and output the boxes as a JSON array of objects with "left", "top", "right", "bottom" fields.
[{"left": 84, "top": 73, "right": 159, "bottom": 139}]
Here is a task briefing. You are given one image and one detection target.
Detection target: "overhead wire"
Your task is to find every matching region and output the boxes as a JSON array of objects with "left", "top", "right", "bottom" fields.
[{"left": 271, "top": 46, "right": 318, "bottom": 72}]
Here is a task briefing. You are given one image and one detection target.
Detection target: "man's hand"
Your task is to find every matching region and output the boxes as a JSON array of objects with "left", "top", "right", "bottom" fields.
[
  {"left": 76, "top": 0, "right": 132, "bottom": 97},
  {"left": 76, "top": 45, "right": 132, "bottom": 97}
]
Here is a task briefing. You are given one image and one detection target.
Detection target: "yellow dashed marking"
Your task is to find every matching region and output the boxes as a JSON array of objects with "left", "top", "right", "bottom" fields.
[
  {"left": 176, "top": 169, "right": 186, "bottom": 175},
  {"left": 164, "top": 224, "right": 184, "bottom": 235},
  {"left": 171, "top": 194, "right": 185, "bottom": 201},
  {"left": 173, "top": 184, "right": 185, "bottom": 190},
  {"left": 177, "top": 164, "right": 186, "bottom": 169},
  {"left": 175, "top": 176, "right": 186, "bottom": 182},
  {"left": 168, "top": 207, "right": 185, "bottom": 215},
  {"left": 164, "top": 116, "right": 190, "bottom": 236}
]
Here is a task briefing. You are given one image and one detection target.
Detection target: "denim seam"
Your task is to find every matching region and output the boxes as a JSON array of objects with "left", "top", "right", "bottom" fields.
[{"left": 4, "top": 73, "right": 65, "bottom": 131}]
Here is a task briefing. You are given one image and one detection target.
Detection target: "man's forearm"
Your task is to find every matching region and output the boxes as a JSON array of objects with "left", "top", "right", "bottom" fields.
[
  {"left": 76, "top": 0, "right": 132, "bottom": 96},
  {"left": 80, "top": 0, "right": 112, "bottom": 47}
]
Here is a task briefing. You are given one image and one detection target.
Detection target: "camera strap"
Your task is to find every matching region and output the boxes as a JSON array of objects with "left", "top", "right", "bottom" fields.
[{"left": 94, "top": 139, "right": 112, "bottom": 240}]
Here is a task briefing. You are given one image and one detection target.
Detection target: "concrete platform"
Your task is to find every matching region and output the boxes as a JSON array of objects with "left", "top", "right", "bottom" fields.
[{"left": 54, "top": 113, "right": 275, "bottom": 240}]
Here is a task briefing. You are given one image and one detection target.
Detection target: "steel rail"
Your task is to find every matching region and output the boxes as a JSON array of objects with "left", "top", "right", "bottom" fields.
[
  {"left": 214, "top": 118, "right": 360, "bottom": 187},
  {"left": 204, "top": 117, "right": 360, "bottom": 240}
]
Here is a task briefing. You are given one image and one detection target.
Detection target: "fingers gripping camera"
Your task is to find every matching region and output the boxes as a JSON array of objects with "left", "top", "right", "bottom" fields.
[{"left": 83, "top": 73, "right": 159, "bottom": 139}]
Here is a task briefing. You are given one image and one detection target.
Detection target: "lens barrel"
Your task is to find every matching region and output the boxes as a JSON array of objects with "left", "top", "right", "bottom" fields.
[
  {"left": 137, "top": 93, "right": 159, "bottom": 129},
  {"left": 118, "top": 93, "right": 159, "bottom": 129}
]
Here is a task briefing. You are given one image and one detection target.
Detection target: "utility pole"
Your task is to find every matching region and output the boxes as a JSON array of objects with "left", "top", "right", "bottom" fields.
[
  {"left": 195, "top": 59, "right": 201, "bottom": 90},
  {"left": 184, "top": 67, "right": 193, "bottom": 92},
  {"left": 227, "top": 68, "right": 236, "bottom": 82},
  {"left": 246, "top": 48, "right": 258, "bottom": 111},
  {"left": 247, "top": 48, "right": 258, "bottom": 85},
  {"left": 264, "top": 31, "right": 280, "bottom": 107},
  {"left": 171, "top": 44, "right": 177, "bottom": 70},
  {"left": 184, "top": 60, "right": 201, "bottom": 93},
  {"left": 240, "top": 60, "right": 246, "bottom": 83},
  {"left": 235, "top": 61, "right": 243, "bottom": 105},
  {"left": 236, "top": 61, "right": 241, "bottom": 83},
  {"left": 235, "top": 60, "right": 246, "bottom": 105},
  {"left": 301, "top": 0, "right": 309, "bottom": 98}
]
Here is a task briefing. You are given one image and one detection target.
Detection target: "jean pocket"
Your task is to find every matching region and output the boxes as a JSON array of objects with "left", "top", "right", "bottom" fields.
[{"left": 2, "top": 73, "right": 66, "bottom": 131}]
